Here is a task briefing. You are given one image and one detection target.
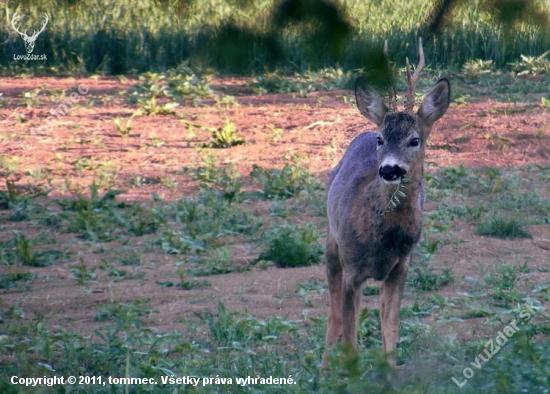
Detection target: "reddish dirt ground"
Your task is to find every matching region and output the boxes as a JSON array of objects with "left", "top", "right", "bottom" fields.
[{"left": 0, "top": 76, "right": 549, "bottom": 336}]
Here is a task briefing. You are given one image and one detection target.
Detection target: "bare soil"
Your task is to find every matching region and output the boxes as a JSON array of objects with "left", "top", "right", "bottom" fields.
[{"left": 0, "top": 76, "right": 549, "bottom": 336}]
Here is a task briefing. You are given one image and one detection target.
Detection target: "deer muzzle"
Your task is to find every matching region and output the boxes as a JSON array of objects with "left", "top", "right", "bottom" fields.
[{"left": 379, "top": 164, "right": 407, "bottom": 182}]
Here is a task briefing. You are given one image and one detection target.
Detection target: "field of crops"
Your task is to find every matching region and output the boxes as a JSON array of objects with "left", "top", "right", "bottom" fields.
[
  {"left": 1, "top": 0, "right": 550, "bottom": 393},
  {"left": 1, "top": 0, "right": 550, "bottom": 74}
]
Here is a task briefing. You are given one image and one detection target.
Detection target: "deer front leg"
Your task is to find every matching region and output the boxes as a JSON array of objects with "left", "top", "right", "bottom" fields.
[
  {"left": 322, "top": 236, "right": 343, "bottom": 369},
  {"left": 341, "top": 273, "right": 362, "bottom": 348},
  {"left": 379, "top": 255, "right": 410, "bottom": 366}
]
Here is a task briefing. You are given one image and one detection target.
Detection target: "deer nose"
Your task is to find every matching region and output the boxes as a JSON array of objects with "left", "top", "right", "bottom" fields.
[{"left": 379, "top": 165, "right": 407, "bottom": 181}]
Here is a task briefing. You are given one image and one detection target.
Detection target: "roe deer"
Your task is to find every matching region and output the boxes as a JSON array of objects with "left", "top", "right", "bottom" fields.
[{"left": 322, "top": 39, "right": 450, "bottom": 368}]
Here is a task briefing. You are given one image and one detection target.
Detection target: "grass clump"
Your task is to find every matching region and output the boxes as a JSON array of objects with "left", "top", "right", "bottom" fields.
[
  {"left": 55, "top": 185, "right": 126, "bottom": 241},
  {"left": 0, "top": 232, "right": 66, "bottom": 267},
  {"left": 252, "top": 223, "right": 323, "bottom": 268},
  {"left": 477, "top": 216, "right": 532, "bottom": 239},
  {"left": 184, "top": 153, "right": 244, "bottom": 203},
  {"left": 409, "top": 260, "right": 454, "bottom": 292},
  {"left": 251, "top": 162, "right": 323, "bottom": 199},
  {"left": 0, "top": 272, "right": 34, "bottom": 289}
]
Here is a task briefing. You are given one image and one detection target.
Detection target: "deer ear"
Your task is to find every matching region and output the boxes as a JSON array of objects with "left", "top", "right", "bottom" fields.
[
  {"left": 418, "top": 78, "right": 450, "bottom": 127},
  {"left": 355, "top": 77, "right": 388, "bottom": 127}
]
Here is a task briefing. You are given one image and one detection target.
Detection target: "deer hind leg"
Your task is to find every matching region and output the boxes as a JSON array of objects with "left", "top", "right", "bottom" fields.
[
  {"left": 380, "top": 254, "right": 410, "bottom": 366},
  {"left": 322, "top": 236, "right": 343, "bottom": 368}
]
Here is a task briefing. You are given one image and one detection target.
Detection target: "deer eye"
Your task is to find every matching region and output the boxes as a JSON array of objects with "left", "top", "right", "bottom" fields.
[
  {"left": 409, "top": 138, "right": 420, "bottom": 147},
  {"left": 376, "top": 136, "right": 383, "bottom": 147}
]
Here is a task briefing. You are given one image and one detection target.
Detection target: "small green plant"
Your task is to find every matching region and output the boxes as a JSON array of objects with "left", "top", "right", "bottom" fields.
[
  {"left": 477, "top": 216, "right": 532, "bottom": 239},
  {"left": 509, "top": 51, "right": 550, "bottom": 75},
  {"left": 136, "top": 97, "right": 178, "bottom": 116},
  {"left": 20, "top": 87, "right": 43, "bottom": 108},
  {"left": 96, "top": 161, "right": 121, "bottom": 189},
  {"left": 120, "top": 204, "right": 162, "bottom": 236},
  {"left": 1, "top": 232, "right": 65, "bottom": 267},
  {"left": 408, "top": 258, "right": 454, "bottom": 292},
  {"left": 362, "top": 285, "right": 380, "bottom": 296},
  {"left": 56, "top": 185, "right": 125, "bottom": 241},
  {"left": 252, "top": 223, "right": 323, "bottom": 268},
  {"left": 484, "top": 261, "right": 518, "bottom": 291},
  {"left": 297, "top": 279, "right": 327, "bottom": 307},
  {"left": 132, "top": 72, "right": 170, "bottom": 98},
  {"left": 174, "top": 261, "right": 211, "bottom": 290},
  {"left": 250, "top": 162, "right": 323, "bottom": 199},
  {"left": 0, "top": 180, "right": 50, "bottom": 221},
  {"left": 148, "top": 135, "right": 165, "bottom": 148},
  {"left": 0, "top": 272, "right": 34, "bottom": 289},
  {"left": 206, "top": 119, "right": 245, "bottom": 148},
  {"left": 114, "top": 116, "right": 133, "bottom": 138},
  {"left": 99, "top": 259, "right": 127, "bottom": 282},
  {"left": 0, "top": 155, "right": 19, "bottom": 178},
  {"left": 462, "top": 59, "right": 494, "bottom": 79},
  {"left": 382, "top": 176, "right": 411, "bottom": 215},
  {"left": 184, "top": 153, "right": 243, "bottom": 202},
  {"left": 187, "top": 247, "right": 234, "bottom": 276},
  {"left": 427, "top": 164, "right": 471, "bottom": 191},
  {"left": 267, "top": 125, "right": 284, "bottom": 142},
  {"left": 118, "top": 251, "right": 142, "bottom": 266},
  {"left": 70, "top": 258, "right": 97, "bottom": 289},
  {"left": 167, "top": 66, "right": 214, "bottom": 104},
  {"left": 159, "top": 229, "right": 205, "bottom": 255}
]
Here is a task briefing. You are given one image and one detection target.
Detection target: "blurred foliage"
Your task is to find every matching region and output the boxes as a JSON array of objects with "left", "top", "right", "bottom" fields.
[{"left": 0, "top": 0, "right": 549, "bottom": 74}]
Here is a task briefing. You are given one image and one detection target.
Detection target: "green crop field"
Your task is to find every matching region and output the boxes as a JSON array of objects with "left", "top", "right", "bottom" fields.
[
  {"left": 1, "top": 0, "right": 550, "bottom": 393},
  {"left": 1, "top": 0, "right": 549, "bottom": 74}
]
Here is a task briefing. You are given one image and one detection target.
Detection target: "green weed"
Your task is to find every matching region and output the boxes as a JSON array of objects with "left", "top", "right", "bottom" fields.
[
  {"left": 297, "top": 279, "right": 327, "bottom": 307},
  {"left": 198, "top": 301, "right": 298, "bottom": 348},
  {"left": 114, "top": 116, "right": 133, "bottom": 138},
  {"left": 252, "top": 223, "right": 323, "bottom": 268},
  {"left": 409, "top": 259, "right": 454, "bottom": 292},
  {"left": 0, "top": 272, "right": 34, "bottom": 289},
  {"left": 159, "top": 229, "right": 205, "bottom": 255},
  {"left": 0, "top": 232, "right": 66, "bottom": 267},
  {"left": 56, "top": 185, "right": 126, "bottom": 241},
  {"left": 70, "top": 258, "right": 98, "bottom": 289},
  {"left": 477, "top": 216, "right": 532, "bottom": 239},
  {"left": 251, "top": 162, "right": 323, "bottom": 199},
  {"left": 183, "top": 153, "right": 244, "bottom": 202},
  {"left": 509, "top": 51, "right": 550, "bottom": 75},
  {"left": 0, "top": 180, "right": 50, "bottom": 222},
  {"left": 20, "top": 88, "right": 43, "bottom": 109},
  {"left": 187, "top": 247, "right": 236, "bottom": 276},
  {"left": 205, "top": 119, "right": 245, "bottom": 148},
  {"left": 0, "top": 155, "right": 19, "bottom": 178},
  {"left": 136, "top": 97, "right": 179, "bottom": 116}
]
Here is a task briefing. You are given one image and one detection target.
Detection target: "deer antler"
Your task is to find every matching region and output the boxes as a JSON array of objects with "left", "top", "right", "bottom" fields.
[
  {"left": 30, "top": 14, "right": 49, "bottom": 39},
  {"left": 404, "top": 38, "right": 425, "bottom": 113},
  {"left": 11, "top": 13, "right": 48, "bottom": 39},
  {"left": 383, "top": 40, "right": 398, "bottom": 111},
  {"left": 11, "top": 12, "right": 28, "bottom": 38}
]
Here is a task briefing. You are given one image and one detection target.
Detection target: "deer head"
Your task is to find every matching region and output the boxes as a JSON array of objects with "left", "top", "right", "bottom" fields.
[
  {"left": 11, "top": 12, "right": 49, "bottom": 54},
  {"left": 355, "top": 38, "right": 450, "bottom": 184}
]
